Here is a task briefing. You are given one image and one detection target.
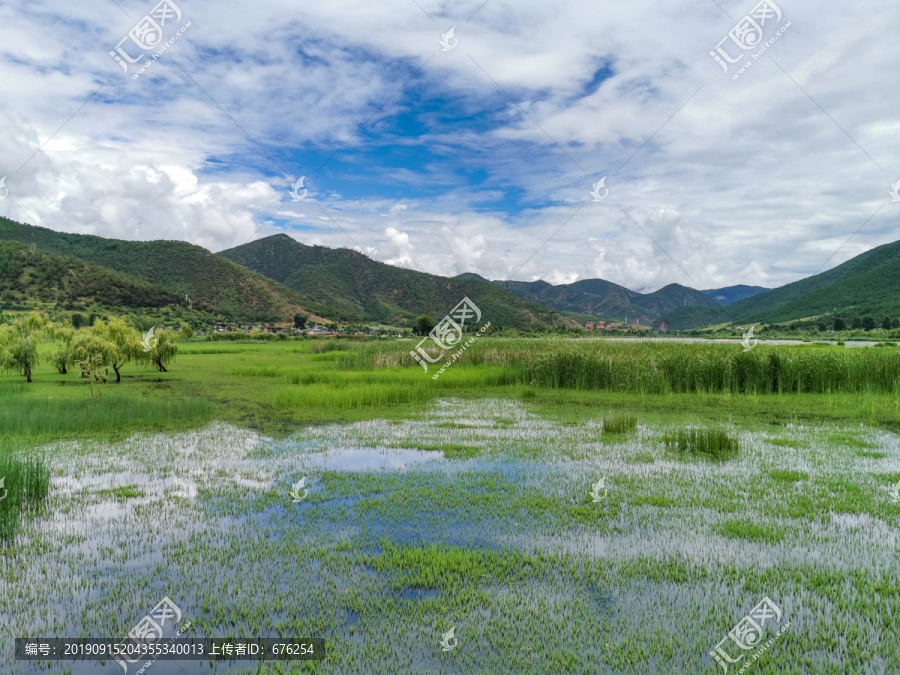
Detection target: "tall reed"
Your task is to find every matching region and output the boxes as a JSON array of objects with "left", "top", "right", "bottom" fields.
[{"left": 0, "top": 453, "right": 50, "bottom": 541}]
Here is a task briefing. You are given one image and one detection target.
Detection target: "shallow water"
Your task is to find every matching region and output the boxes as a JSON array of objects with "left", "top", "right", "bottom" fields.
[{"left": 2, "top": 402, "right": 899, "bottom": 673}]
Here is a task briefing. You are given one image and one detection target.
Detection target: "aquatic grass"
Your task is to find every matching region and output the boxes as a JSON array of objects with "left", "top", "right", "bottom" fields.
[
  {"left": 769, "top": 437, "right": 808, "bottom": 449},
  {"left": 98, "top": 485, "right": 145, "bottom": 500},
  {"left": 365, "top": 541, "right": 543, "bottom": 590},
  {"left": 349, "top": 338, "right": 900, "bottom": 394},
  {"left": 825, "top": 431, "right": 876, "bottom": 449},
  {"left": 0, "top": 395, "right": 212, "bottom": 441},
  {"left": 525, "top": 342, "right": 900, "bottom": 394},
  {"left": 0, "top": 453, "right": 50, "bottom": 542},
  {"left": 601, "top": 413, "right": 638, "bottom": 436},
  {"left": 768, "top": 469, "right": 808, "bottom": 482},
  {"left": 714, "top": 519, "right": 786, "bottom": 544},
  {"left": 270, "top": 382, "right": 431, "bottom": 409},
  {"left": 2, "top": 401, "right": 900, "bottom": 673},
  {"left": 663, "top": 428, "right": 740, "bottom": 460},
  {"left": 856, "top": 450, "right": 886, "bottom": 459}
]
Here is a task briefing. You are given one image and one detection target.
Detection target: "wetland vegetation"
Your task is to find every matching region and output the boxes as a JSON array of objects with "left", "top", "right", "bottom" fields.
[{"left": 1, "top": 335, "right": 898, "bottom": 673}]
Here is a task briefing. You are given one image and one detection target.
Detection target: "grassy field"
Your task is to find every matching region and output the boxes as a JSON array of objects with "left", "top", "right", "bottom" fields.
[{"left": 1, "top": 337, "right": 899, "bottom": 673}]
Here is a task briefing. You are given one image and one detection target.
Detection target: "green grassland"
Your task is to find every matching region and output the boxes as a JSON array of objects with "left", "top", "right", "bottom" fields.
[
  {"left": 1, "top": 337, "right": 899, "bottom": 673},
  {"left": 4, "top": 338, "right": 900, "bottom": 443}
]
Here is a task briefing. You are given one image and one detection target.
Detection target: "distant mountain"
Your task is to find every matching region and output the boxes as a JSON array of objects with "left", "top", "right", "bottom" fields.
[
  {"left": 10, "top": 216, "right": 892, "bottom": 332},
  {"left": 0, "top": 218, "right": 327, "bottom": 323},
  {"left": 491, "top": 277, "right": 720, "bottom": 325},
  {"left": 669, "top": 239, "right": 900, "bottom": 328},
  {"left": 703, "top": 285, "right": 769, "bottom": 305},
  {"left": 656, "top": 304, "right": 730, "bottom": 331},
  {"left": 722, "top": 239, "right": 900, "bottom": 324},
  {"left": 635, "top": 283, "right": 722, "bottom": 315},
  {"left": 219, "top": 234, "right": 577, "bottom": 328}
]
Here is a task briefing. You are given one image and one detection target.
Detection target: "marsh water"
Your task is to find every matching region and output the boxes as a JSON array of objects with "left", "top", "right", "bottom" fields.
[{"left": 3, "top": 400, "right": 899, "bottom": 673}]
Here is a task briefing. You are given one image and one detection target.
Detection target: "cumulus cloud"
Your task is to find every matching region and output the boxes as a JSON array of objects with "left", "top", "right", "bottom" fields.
[{"left": 0, "top": 0, "right": 897, "bottom": 292}]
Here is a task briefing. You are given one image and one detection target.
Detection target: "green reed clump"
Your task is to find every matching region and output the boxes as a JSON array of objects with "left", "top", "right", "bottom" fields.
[
  {"left": 524, "top": 342, "right": 900, "bottom": 394},
  {"left": 663, "top": 428, "right": 740, "bottom": 460},
  {"left": 0, "top": 453, "right": 51, "bottom": 542},
  {"left": 602, "top": 413, "right": 638, "bottom": 435},
  {"left": 348, "top": 338, "right": 900, "bottom": 394},
  {"left": 311, "top": 340, "right": 357, "bottom": 354},
  {"left": 0, "top": 395, "right": 211, "bottom": 440},
  {"left": 271, "top": 382, "right": 431, "bottom": 409}
]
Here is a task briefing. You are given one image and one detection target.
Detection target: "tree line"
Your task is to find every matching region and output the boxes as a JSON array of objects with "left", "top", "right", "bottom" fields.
[{"left": 0, "top": 313, "right": 179, "bottom": 391}]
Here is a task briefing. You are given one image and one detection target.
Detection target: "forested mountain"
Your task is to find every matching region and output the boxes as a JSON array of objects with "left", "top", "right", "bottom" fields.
[
  {"left": 0, "top": 240, "right": 180, "bottom": 311},
  {"left": 4, "top": 216, "right": 897, "bottom": 331},
  {"left": 491, "top": 278, "right": 720, "bottom": 325},
  {"left": 0, "top": 219, "right": 328, "bottom": 323},
  {"left": 670, "top": 239, "right": 900, "bottom": 328},
  {"left": 219, "top": 234, "right": 578, "bottom": 328}
]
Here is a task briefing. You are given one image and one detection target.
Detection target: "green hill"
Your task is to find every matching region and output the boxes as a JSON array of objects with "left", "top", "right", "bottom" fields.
[
  {"left": 491, "top": 278, "right": 719, "bottom": 325},
  {"left": 218, "top": 234, "right": 577, "bottom": 328},
  {"left": 0, "top": 218, "right": 327, "bottom": 323},
  {"left": 694, "top": 239, "right": 900, "bottom": 327},
  {"left": 0, "top": 240, "right": 181, "bottom": 312}
]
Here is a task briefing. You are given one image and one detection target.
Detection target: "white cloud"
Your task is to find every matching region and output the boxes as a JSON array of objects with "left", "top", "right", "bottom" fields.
[{"left": 0, "top": 0, "right": 897, "bottom": 293}]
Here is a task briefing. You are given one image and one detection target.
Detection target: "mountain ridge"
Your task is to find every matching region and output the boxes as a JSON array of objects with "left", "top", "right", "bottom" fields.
[
  {"left": 218, "top": 234, "right": 579, "bottom": 328},
  {"left": 0, "top": 218, "right": 328, "bottom": 323}
]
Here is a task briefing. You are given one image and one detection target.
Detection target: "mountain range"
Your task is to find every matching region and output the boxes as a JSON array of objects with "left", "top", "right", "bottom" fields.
[
  {"left": 487, "top": 277, "right": 722, "bottom": 326},
  {"left": 218, "top": 234, "right": 575, "bottom": 328},
  {"left": 1, "top": 216, "right": 897, "bottom": 330}
]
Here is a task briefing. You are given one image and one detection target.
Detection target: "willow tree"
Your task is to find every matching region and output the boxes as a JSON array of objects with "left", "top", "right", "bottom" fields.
[
  {"left": 0, "top": 313, "right": 50, "bottom": 383},
  {"left": 69, "top": 330, "right": 118, "bottom": 397},
  {"left": 92, "top": 318, "right": 145, "bottom": 382},
  {"left": 48, "top": 322, "right": 75, "bottom": 375},
  {"left": 146, "top": 327, "right": 179, "bottom": 372}
]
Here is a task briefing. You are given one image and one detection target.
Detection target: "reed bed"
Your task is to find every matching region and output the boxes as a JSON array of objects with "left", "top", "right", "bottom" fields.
[
  {"left": 347, "top": 339, "right": 900, "bottom": 394},
  {"left": 271, "top": 382, "right": 432, "bottom": 409},
  {"left": 0, "top": 394, "right": 211, "bottom": 440}
]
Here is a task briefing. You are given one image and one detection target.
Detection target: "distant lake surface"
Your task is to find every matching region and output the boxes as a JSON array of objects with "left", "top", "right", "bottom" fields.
[{"left": 592, "top": 337, "right": 888, "bottom": 348}]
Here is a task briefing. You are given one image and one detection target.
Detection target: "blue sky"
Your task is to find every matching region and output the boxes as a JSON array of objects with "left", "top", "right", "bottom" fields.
[{"left": 0, "top": 0, "right": 897, "bottom": 292}]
